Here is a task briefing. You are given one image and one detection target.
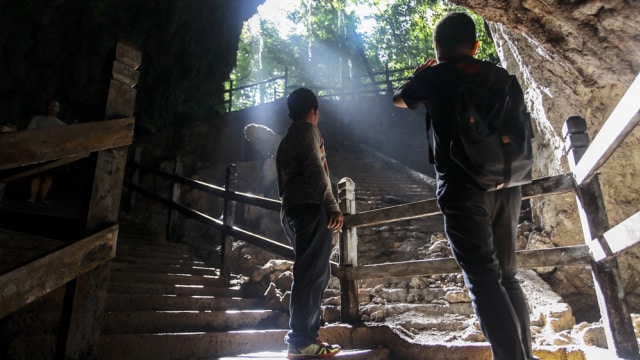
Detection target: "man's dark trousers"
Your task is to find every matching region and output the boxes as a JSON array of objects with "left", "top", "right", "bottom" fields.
[
  {"left": 281, "top": 203, "right": 333, "bottom": 347},
  {"left": 438, "top": 186, "right": 534, "bottom": 360}
]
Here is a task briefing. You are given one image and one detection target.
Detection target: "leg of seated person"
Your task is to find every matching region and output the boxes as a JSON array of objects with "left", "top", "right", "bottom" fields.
[
  {"left": 28, "top": 177, "right": 41, "bottom": 203},
  {"left": 39, "top": 175, "right": 53, "bottom": 204}
]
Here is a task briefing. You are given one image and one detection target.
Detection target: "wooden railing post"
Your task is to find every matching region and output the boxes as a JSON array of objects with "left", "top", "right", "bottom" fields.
[
  {"left": 563, "top": 116, "right": 640, "bottom": 359},
  {"left": 57, "top": 40, "right": 141, "bottom": 360},
  {"left": 338, "top": 177, "right": 359, "bottom": 323},
  {"left": 166, "top": 155, "right": 183, "bottom": 242},
  {"left": 221, "top": 164, "right": 238, "bottom": 280}
]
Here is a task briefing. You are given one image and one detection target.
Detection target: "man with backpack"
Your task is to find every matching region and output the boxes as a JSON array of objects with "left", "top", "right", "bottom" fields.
[{"left": 393, "top": 12, "right": 538, "bottom": 360}]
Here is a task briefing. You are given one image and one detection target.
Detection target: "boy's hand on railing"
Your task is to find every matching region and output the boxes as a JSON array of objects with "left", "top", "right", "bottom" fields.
[{"left": 327, "top": 211, "right": 344, "bottom": 232}]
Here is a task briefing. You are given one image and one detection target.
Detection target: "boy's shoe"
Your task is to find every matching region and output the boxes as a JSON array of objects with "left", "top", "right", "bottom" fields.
[{"left": 287, "top": 340, "right": 341, "bottom": 359}]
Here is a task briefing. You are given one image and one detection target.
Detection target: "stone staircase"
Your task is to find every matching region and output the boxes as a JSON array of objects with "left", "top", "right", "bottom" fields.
[
  {"left": 95, "top": 223, "right": 277, "bottom": 358},
  {"left": 328, "top": 141, "right": 437, "bottom": 208},
  {"left": 0, "top": 222, "right": 391, "bottom": 359},
  {"left": 96, "top": 223, "right": 391, "bottom": 359},
  {"left": 326, "top": 142, "right": 444, "bottom": 264}
]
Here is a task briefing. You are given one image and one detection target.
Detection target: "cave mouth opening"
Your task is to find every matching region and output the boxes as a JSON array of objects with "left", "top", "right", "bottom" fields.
[{"left": 228, "top": 0, "right": 497, "bottom": 112}]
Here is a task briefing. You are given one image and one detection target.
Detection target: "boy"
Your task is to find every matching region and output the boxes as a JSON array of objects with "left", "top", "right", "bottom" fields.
[
  {"left": 393, "top": 12, "right": 538, "bottom": 360},
  {"left": 276, "top": 87, "right": 343, "bottom": 358}
]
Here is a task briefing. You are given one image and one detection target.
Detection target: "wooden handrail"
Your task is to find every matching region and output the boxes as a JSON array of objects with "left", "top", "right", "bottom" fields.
[
  {"left": 124, "top": 180, "right": 293, "bottom": 259},
  {"left": 345, "top": 245, "right": 591, "bottom": 281},
  {"left": 127, "top": 160, "right": 281, "bottom": 211},
  {"left": 0, "top": 225, "right": 118, "bottom": 319},
  {"left": 0, "top": 117, "right": 134, "bottom": 171},
  {"left": 125, "top": 156, "right": 592, "bottom": 275},
  {"left": 1, "top": 154, "right": 89, "bottom": 183},
  {"left": 344, "top": 174, "right": 576, "bottom": 228},
  {"left": 573, "top": 72, "right": 640, "bottom": 185},
  {"left": 125, "top": 162, "right": 585, "bottom": 277}
]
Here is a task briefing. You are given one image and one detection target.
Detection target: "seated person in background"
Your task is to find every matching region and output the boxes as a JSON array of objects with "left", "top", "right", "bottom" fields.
[
  {"left": 27, "top": 99, "right": 66, "bottom": 204},
  {"left": 0, "top": 124, "right": 17, "bottom": 133}
]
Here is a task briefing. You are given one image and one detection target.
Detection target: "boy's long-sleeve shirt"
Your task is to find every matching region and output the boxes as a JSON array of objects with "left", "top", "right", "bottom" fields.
[{"left": 276, "top": 121, "right": 340, "bottom": 214}]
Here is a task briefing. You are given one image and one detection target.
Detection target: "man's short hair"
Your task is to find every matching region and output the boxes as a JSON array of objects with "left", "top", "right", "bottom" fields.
[
  {"left": 287, "top": 87, "right": 318, "bottom": 121},
  {"left": 433, "top": 12, "right": 477, "bottom": 50}
]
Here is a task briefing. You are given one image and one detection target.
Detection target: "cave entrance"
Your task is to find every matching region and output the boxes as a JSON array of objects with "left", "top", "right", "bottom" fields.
[{"left": 226, "top": 0, "right": 497, "bottom": 112}]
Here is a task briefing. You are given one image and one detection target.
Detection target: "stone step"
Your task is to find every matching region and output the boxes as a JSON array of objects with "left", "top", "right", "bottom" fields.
[
  {"left": 1, "top": 309, "right": 286, "bottom": 337},
  {"left": 5, "top": 333, "right": 604, "bottom": 360},
  {"left": 108, "top": 281, "right": 243, "bottom": 297},
  {"left": 117, "top": 237, "right": 193, "bottom": 247},
  {"left": 112, "top": 254, "right": 207, "bottom": 267},
  {"left": 117, "top": 235, "right": 172, "bottom": 245},
  {"left": 115, "top": 246, "right": 195, "bottom": 260},
  {"left": 115, "top": 247, "right": 196, "bottom": 262},
  {"left": 96, "top": 330, "right": 290, "bottom": 359},
  {"left": 109, "top": 270, "right": 227, "bottom": 287},
  {"left": 116, "top": 236, "right": 194, "bottom": 251},
  {"left": 7, "top": 332, "right": 393, "bottom": 360},
  {"left": 106, "top": 293, "right": 263, "bottom": 312},
  {"left": 218, "top": 348, "right": 391, "bottom": 360},
  {"left": 109, "top": 261, "right": 221, "bottom": 277},
  {"left": 6, "top": 331, "right": 284, "bottom": 360},
  {"left": 102, "top": 309, "right": 289, "bottom": 334},
  {"left": 0, "top": 312, "right": 59, "bottom": 337}
]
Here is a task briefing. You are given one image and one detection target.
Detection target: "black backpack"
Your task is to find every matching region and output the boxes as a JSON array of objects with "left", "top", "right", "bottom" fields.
[{"left": 448, "top": 68, "right": 534, "bottom": 191}]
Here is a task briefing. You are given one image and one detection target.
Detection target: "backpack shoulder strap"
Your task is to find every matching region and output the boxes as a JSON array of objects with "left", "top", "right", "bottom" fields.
[{"left": 425, "top": 111, "right": 435, "bottom": 164}]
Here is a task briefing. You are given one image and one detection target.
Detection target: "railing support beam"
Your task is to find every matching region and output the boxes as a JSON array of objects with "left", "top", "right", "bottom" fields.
[
  {"left": 564, "top": 116, "right": 640, "bottom": 359},
  {"left": 338, "top": 177, "right": 360, "bottom": 323},
  {"left": 166, "top": 155, "right": 183, "bottom": 242},
  {"left": 221, "top": 164, "right": 238, "bottom": 281}
]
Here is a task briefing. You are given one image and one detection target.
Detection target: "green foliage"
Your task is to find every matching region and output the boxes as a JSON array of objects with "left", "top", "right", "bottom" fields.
[
  {"left": 230, "top": 0, "right": 498, "bottom": 110},
  {"left": 361, "top": 1, "right": 498, "bottom": 79}
]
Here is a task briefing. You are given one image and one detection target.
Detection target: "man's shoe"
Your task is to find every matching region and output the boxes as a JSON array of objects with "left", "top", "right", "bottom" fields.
[{"left": 287, "top": 340, "right": 340, "bottom": 359}]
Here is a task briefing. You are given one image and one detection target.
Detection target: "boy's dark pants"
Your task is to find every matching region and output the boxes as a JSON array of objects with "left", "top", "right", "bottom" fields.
[
  {"left": 438, "top": 186, "right": 534, "bottom": 360},
  {"left": 281, "top": 203, "right": 332, "bottom": 347}
]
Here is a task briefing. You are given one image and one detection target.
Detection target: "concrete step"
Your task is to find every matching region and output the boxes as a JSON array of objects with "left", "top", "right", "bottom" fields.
[{"left": 102, "top": 309, "right": 289, "bottom": 334}]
